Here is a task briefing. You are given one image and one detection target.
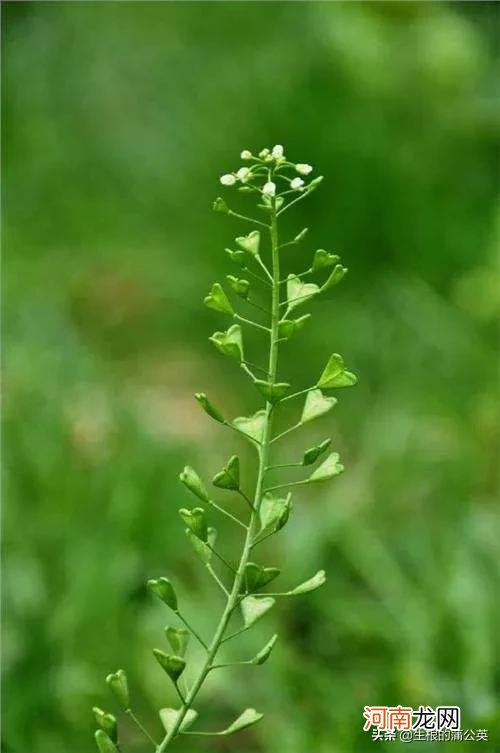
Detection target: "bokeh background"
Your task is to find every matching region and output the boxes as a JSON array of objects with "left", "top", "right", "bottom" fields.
[{"left": 3, "top": 2, "right": 499, "bottom": 752}]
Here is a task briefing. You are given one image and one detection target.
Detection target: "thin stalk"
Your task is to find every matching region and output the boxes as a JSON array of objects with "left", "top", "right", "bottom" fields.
[
  {"left": 234, "top": 314, "right": 270, "bottom": 333},
  {"left": 270, "top": 422, "right": 302, "bottom": 444},
  {"left": 157, "top": 196, "right": 281, "bottom": 752},
  {"left": 176, "top": 612, "right": 208, "bottom": 651},
  {"left": 125, "top": 710, "right": 159, "bottom": 747},
  {"left": 228, "top": 209, "right": 269, "bottom": 229},
  {"left": 278, "top": 385, "right": 316, "bottom": 403},
  {"left": 206, "top": 498, "right": 247, "bottom": 530}
]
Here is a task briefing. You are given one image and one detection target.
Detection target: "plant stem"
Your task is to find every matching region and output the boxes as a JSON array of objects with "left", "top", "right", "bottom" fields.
[{"left": 157, "top": 199, "right": 281, "bottom": 752}]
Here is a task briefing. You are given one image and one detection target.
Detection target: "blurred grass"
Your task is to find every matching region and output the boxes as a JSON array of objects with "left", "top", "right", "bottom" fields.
[{"left": 2, "top": 2, "right": 500, "bottom": 752}]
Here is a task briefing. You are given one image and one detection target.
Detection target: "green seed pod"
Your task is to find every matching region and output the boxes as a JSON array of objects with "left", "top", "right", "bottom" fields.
[
  {"left": 105, "top": 670, "right": 129, "bottom": 710},
  {"left": 153, "top": 649, "right": 186, "bottom": 683},
  {"left": 94, "top": 730, "right": 119, "bottom": 753},
  {"left": 204, "top": 282, "right": 234, "bottom": 315},
  {"left": 235, "top": 230, "right": 260, "bottom": 257},
  {"left": 212, "top": 455, "right": 240, "bottom": 490},
  {"left": 213, "top": 196, "right": 229, "bottom": 213},
  {"left": 178, "top": 507, "right": 208, "bottom": 541},
  {"left": 225, "top": 248, "right": 246, "bottom": 267},
  {"left": 194, "top": 392, "right": 225, "bottom": 423},
  {"left": 147, "top": 577, "right": 178, "bottom": 611},
  {"left": 226, "top": 275, "right": 250, "bottom": 300},
  {"left": 93, "top": 708, "right": 118, "bottom": 743},
  {"left": 179, "top": 465, "right": 210, "bottom": 502},
  {"left": 164, "top": 626, "right": 190, "bottom": 657}
]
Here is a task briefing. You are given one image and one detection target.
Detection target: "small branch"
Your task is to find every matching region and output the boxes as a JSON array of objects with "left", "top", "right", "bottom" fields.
[
  {"left": 206, "top": 498, "right": 248, "bottom": 530},
  {"left": 209, "top": 659, "right": 252, "bottom": 671},
  {"left": 277, "top": 189, "right": 312, "bottom": 216},
  {"left": 241, "top": 359, "right": 271, "bottom": 377},
  {"left": 241, "top": 362, "right": 257, "bottom": 381},
  {"left": 242, "top": 266, "right": 272, "bottom": 288},
  {"left": 278, "top": 385, "right": 316, "bottom": 403},
  {"left": 221, "top": 624, "right": 251, "bottom": 644},
  {"left": 250, "top": 529, "right": 277, "bottom": 550},
  {"left": 279, "top": 268, "right": 312, "bottom": 284},
  {"left": 177, "top": 612, "right": 209, "bottom": 651},
  {"left": 246, "top": 298, "right": 272, "bottom": 315},
  {"left": 237, "top": 489, "right": 256, "bottom": 511},
  {"left": 255, "top": 255, "right": 274, "bottom": 283},
  {"left": 270, "top": 422, "right": 302, "bottom": 444},
  {"left": 234, "top": 314, "right": 270, "bottom": 333},
  {"left": 206, "top": 564, "right": 230, "bottom": 596},
  {"left": 264, "top": 479, "right": 309, "bottom": 493},
  {"left": 266, "top": 461, "right": 302, "bottom": 470},
  {"left": 228, "top": 209, "right": 269, "bottom": 229},
  {"left": 224, "top": 419, "right": 262, "bottom": 446},
  {"left": 125, "top": 709, "right": 159, "bottom": 747},
  {"left": 206, "top": 543, "right": 238, "bottom": 575}
]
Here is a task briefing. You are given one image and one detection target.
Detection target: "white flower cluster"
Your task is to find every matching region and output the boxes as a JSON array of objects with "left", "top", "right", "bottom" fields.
[{"left": 219, "top": 145, "right": 314, "bottom": 195}]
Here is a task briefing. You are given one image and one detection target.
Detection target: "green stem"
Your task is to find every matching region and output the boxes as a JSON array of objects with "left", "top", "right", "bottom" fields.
[{"left": 157, "top": 198, "right": 281, "bottom": 753}]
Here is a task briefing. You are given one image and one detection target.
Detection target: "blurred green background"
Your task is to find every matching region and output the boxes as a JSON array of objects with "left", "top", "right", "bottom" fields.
[{"left": 3, "top": 2, "right": 499, "bottom": 752}]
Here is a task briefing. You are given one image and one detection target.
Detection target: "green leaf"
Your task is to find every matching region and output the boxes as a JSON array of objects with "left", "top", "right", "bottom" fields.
[
  {"left": 212, "top": 454, "right": 240, "bottom": 490},
  {"left": 302, "top": 438, "right": 332, "bottom": 466},
  {"left": 153, "top": 650, "right": 186, "bottom": 682},
  {"left": 278, "top": 314, "right": 311, "bottom": 340},
  {"left": 93, "top": 708, "right": 118, "bottom": 743},
  {"left": 179, "top": 466, "right": 210, "bottom": 503},
  {"left": 241, "top": 595, "right": 275, "bottom": 628},
  {"left": 289, "top": 569, "right": 326, "bottom": 595},
  {"left": 286, "top": 275, "right": 320, "bottom": 312},
  {"left": 178, "top": 507, "right": 208, "bottom": 541},
  {"left": 301, "top": 389, "right": 337, "bottom": 424},
  {"left": 213, "top": 196, "right": 229, "bottom": 214},
  {"left": 204, "top": 283, "right": 234, "bottom": 316},
  {"left": 186, "top": 526, "right": 217, "bottom": 564},
  {"left": 317, "top": 353, "right": 357, "bottom": 389},
  {"left": 95, "top": 730, "right": 119, "bottom": 753},
  {"left": 308, "top": 452, "right": 344, "bottom": 482},
  {"left": 209, "top": 324, "right": 244, "bottom": 361},
  {"left": 311, "top": 248, "right": 340, "bottom": 272},
  {"left": 321, "top": 264, "right": 348, "bottom": 292},
  {"left": 253, "top": 380, "right": 290, "bottom": 404},
  {"left": 259, "top": 492, "right": 292, "bottom": 532},
  {"left": 222, "top": 708, "right": 264, "bottom": 735},
  {"left": 235, "top": 230, "right": 260, "bottom": 257},
  {"left": 225, "top": 248, "right": 246, "bottom": 267},
  {"left": 195, "top": 392, "right": 225, "bottom": 423},
  {"left": 243, "top": 562, "right": 280, "bottom": 592},
  {"left": 105, "top": 670, "right": 129, "bottom": 710},
  {"left": 252, "top": 634, "right": 278, "bottom": 665},
  {"left": 164, "top": 627, "right": 190, "bottom": 657},
  {"left": 159, "top": 707, "right": 198, "bottom": 733},
  {"left": 226, "top": 275, "right": 250, "bottom": 299},
  {"left": 148, "top": 577, "right": 178, "bottom": 611},
  {"left": 233, "top": 409, "right": 266, "bottom": 444}
]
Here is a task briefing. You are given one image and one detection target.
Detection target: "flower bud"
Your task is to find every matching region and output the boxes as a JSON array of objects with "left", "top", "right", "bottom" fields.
[
  {"left": 195, "top": 392, "right": 225, "bottom": 423},
  {"left": 236, "top": 167, "right": 250, "bottom": 182},
  {"left": 296, "top": 163, "right": 313, "bottom": 175},
  {"left": 308, "top": 175, "right": 324, "bottom": 191},
  {"left": 272, "top": 144, "right": 284, "bottom": 159},
  {"left": 290, "top": 177, "right": 304, "bottom": 191},
  {"left": 147, "top": 577, "right": 178, "bottom": 611},
  {"left": 258, "top": 148, "right": 270, "bottom": 158},
  {"left": 213, "top": 196, "right": 229, "bottom": 214},
  {"left": 179, "top": 465, "right": 210, "bottom": 502},
  {"left": 220, "top": 174, "right": 236, "bottom": 186},
  {"left": 93, "top": 708, "right": 118, "bottom": 743},
  {"left": 240, "top": 150, "right": 252, "bottom": 159},
  {"left": 105, "top": 670, "right": 129, "bottom": 710},
  {"left": 95, "top": 730, "right": 119, "bottom": 753},
  {"left": 262, "top": 182, "right": 276, "bottom": 197}
]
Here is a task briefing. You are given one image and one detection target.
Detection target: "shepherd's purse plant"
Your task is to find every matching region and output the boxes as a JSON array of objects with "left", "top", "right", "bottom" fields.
[{"left": 93, "top": 144, "right": 357, "bottom": 752}]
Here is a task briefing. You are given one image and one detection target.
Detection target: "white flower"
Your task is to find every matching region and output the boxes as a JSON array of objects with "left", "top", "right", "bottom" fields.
[
  {"left": 259, "top": 148, "right": 270, "bottom": 158},
  {"left": 291, "top": 177, "right": 304, "bottom": 190},
  {"left": 262, "top": 181, "right": 276, "bottom": 197},
  {"left": 220, "top": 173, "right": 236, "bottom": 186},
  {"left": 272, "top": 144, "right": 284, "bottom": 159},
  {"left": 240, "top": 150, "right": 252, "bottom": 160},
  {"left": 236, "top": 167, "right": 250, "bottom": 181},
  {"left": 296, "top": 163, "right": 313, "bottom": 175}
]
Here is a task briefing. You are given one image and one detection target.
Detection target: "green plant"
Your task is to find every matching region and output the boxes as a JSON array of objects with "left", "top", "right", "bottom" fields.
[{"left": 93, "top": 145, "right": 357, "bottom": 752}]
